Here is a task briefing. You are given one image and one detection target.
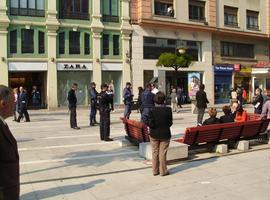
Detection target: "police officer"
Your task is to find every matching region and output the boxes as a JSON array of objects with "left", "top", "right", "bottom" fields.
[
  {"left": 89, "top": 82, "right": 98, "bottom": 126},
  {"left": 67, "top": 83, "right": 80, "bottom": 130},
  {"left": 99, "top": 83, "right": 113, "bottom": 141},
  {"left": 141, "top": 83, "right": 155, "bottom": 125},
  {"left": 17, "top": 86, "right": 30, "bottom": 122},
  {"left": 123, "top": 82, "right": 134, "bottom": 119}
]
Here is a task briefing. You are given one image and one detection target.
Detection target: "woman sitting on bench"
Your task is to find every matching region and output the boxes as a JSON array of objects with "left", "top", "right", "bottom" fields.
[
  {"left": 234, "top": 105, "right": 247, "bottom": 122},
  {"left": 220, "top": 105, "right": 235, "bottom": 123},
  {"left": 203, "top": 108, "right": 220, "bottom": 125}
]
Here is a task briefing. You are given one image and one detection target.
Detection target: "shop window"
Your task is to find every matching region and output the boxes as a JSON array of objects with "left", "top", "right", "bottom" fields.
[
  {"left": 247, "top": 10, "right": 259, "bottom": 30},
  {"left": 102, "top": 0, "right": 119, "bottom": 22},
  {"left": 224, "top": 6, "right": 238, "bottom": 27},
  {"left": 69, "top": 31, "right": 80, "bottom": 55},
  {"left": 59, "top": 32, "right": 65, "bottom": 54},
  {"left": 38, "top": 31, "right": 45, "bottom": 54},
  {"left": 154, "top": 0, "right": 174, "bottom": 17},
  {"left": 10, "top": 0, "right": 45, "bottom": 17},
  {"left": 113, "top": 35, "right": 120, "bottom": 55},
  {"left": 221, "top": 41, "right": 254, "bottom": 58},
  {"left": 84, "top": 33, "right": 90, "bottom": 55},
  {"left": 189, "top": 0, "right": 205, "bottom": 21},
  {"left": 103, "top": 34, "right": 109, "bottom": 55},
  {"left": 10, "top": 30, "right": 17, "bottom": 54},
  {"left": 59, "top": 0, "right": 89, "bottom": 20},
  {"left": 21, "top": 29, "right": 34, "bottom": 54}
]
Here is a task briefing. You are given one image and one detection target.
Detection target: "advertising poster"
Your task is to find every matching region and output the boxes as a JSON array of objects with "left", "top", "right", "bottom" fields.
[{"left": 188, "top": 72, "right": 201, "bottom": 97}]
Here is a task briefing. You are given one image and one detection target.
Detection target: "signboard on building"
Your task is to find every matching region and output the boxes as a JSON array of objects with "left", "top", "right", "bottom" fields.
[
  {"left": 9, "top": 62, "right": 48, "bottom": 71},
  {"left": 214, "top": 64, "right": 234, "bottom": 73},
  {"left": 188, "top": 72, "right": 201, "bottom": 97},
  {"left": 57, "top": 63, "right": 92, "bottom": 71}
]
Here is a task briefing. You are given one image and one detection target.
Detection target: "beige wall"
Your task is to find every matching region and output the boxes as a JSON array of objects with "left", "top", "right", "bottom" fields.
[
  {"left": 132, "top": 25, "right": 215, "bottom": 104},
  {"left": 212, "top": 34, "right": 269, "bottom": 66}
]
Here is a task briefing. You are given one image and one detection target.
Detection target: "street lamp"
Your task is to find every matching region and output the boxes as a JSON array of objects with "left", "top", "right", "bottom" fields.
[
  {"left": 177, "top": 40, "right": 186, "bottom": 54},
  {"left": 178, "top": 47, "right": 186, "bottom": 54}
]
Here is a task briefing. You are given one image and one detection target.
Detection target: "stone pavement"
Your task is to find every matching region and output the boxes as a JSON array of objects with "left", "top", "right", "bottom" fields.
[{"left": 5, "top": 105, "right": 270, "bottom": 200}]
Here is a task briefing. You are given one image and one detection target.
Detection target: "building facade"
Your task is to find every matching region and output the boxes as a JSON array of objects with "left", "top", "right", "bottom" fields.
[
  {"left": 131, "top": 0, "right": 270, "bottom": 104},
  {"left": 0, "top": 0, "right": 132, "bottom": 109}
]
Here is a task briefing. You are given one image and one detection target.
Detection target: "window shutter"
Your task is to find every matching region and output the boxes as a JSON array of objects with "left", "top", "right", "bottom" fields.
[
  {"left": 111, "top": 0, "right": 118, "bottom": 16},
  {"left": 102, "top": 0, "right": 110, "bottom": 15}
]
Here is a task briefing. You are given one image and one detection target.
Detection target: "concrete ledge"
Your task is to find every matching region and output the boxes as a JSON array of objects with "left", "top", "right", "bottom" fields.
[
  {"left": 118, "top": 139, "right": 134, "bottom": 147},
  {"left": 215, "top": 144, "right": 228, "bottom": 154},
  {"left": 237, "top": 140, "right": 249, "bottom": 151},
  {"left": 139, "top": 141, "right": 188, "bottom": 161}
]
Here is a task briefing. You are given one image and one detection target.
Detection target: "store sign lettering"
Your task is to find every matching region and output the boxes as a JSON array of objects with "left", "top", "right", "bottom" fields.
[
  {"left": 214, "top": 65, "right": 234, "bottom": 72},
  {"left": 64, "top": 64, "right": 87, "bottom": 70}
]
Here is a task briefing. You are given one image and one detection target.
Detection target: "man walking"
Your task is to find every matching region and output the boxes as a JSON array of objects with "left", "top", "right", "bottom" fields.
[
  {"left": 196, "top": 84, "right": 209, "bottom": 126},
  {"left": 123, "top": 82, "right": 133, "bottom": 119},
  {"left": 68, "top": 83, "right": 80, "bottom": 130},
  {"left": 17, "top": 86, "right": 30, "bottom": 122},
  {"left": 0, "top": 85, "right": 20, "bottom": 200},
  {"left": 261, "top": 89, "right": 270, "bottom": 119},
  {"left": 141, "top": 83, "right": 155, "bottom": 125},
  {"left": 99, "top": 83, "right": 113, "bottom": 141},
  {"left": 89, "top": 82, "right": 98, "bottom": 126}
]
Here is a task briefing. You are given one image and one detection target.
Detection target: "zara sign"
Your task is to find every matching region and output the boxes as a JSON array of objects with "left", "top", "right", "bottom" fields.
[{"left": 57, "top": 63, "right": 92, "bottom": 71}]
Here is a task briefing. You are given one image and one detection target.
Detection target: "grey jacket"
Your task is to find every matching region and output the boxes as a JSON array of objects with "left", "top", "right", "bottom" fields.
[{"left": 261, "top": 99, "right": 270, "bottom": 119}]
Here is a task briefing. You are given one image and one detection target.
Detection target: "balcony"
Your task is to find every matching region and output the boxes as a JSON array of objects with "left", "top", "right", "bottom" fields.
[
  {"left": 102, "top": 15, "right": 119, "bottom": 23},
  {"left": 247, "top": 24, "right": 259, "bottom": 30},
  {"left": 189, "top": 15, "right": 206, "bottom": 22},
  {"left": 224, "top": 20, "right": 238, "bottom": 27},
  {"left": 10, "top": 8, "right": 45, "bottom": 17},
  {"left": 59, "top": 12, "right": 89, "bottom": 20},
  {"left": 154, "top": 1, "right": 174, "bottom": 18}
]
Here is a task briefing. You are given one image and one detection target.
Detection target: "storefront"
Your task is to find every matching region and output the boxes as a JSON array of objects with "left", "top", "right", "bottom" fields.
[
  {"left": 57, "top": 63, "right": 92, "bottom": 106},
  {"left": 233, "top": 65, "right": 252, "bottom": 102},
  {"left": 8, "top": 62, "right": 47, "bottom": 108},
  {"left": 214, "top": 64, "right": 233, "bottom": 104},
  {"left": 102, "top": 63, "right": 122, "bottom": 104},
  {"left": 252, "top": 61, "right": 270, "bottom": 94}
]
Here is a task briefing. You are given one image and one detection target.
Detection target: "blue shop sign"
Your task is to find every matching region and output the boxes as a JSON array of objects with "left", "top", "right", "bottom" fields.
[{"left": 214, "top": 64, "right": 234, "bottom": 72}]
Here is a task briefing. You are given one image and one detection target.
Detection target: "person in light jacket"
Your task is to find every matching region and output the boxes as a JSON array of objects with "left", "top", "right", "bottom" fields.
[{"left": 148, "top": 92, "right": 172, "bottom": 176}]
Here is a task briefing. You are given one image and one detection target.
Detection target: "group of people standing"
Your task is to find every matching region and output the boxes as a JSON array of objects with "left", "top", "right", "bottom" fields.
[{"left": 67, "top": 82, "right": 114, "bottom": 142}]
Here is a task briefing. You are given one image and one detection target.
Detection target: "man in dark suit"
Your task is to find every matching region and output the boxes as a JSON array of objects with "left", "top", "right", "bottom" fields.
[
  {"left": 196, "top": 84, "right": 209, "bottom": 126},
  {"left": 0, "top": 85, "right": 20, "bottom": 200},
  {"left": 89, "top": 82, "right": 99, "bottom": 126},
  {"left": 67, "top": 83, "right": 80, "bottom": 130},
  {"left": 17, "top": 86, "right": 30, "bottom": 122}
]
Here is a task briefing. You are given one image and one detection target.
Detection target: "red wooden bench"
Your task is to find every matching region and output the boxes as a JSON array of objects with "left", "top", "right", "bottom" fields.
[
  {"left": 176, "top": 117, "right": 270, "bottom": 149},
  {"left": 120, "top": 117, "right": 150, "bottom": 145}
]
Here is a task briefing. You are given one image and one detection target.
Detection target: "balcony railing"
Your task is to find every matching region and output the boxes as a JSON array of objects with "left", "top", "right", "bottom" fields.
[
  {"left": 102, "top": 15, "right": 119, "bottom": 23},
  {"left": 247, "top": 24, "right": 259, "bottom": 30},
  {"left": 59, "top": 12, "right": 89, "bottom": 20},
  {"left": 10, "top": 8, "right": 45, "bottom": 17},
  {"left": 154, "top": 9, "right": 174, "bottom": 17},
  {"left": 189, "top": 15, "right": 206, "bottom": 21},
  {"left": 69, "top": 47, "right": 80, "bottom": 54},
  {"left": 224, "top": 20, "right": 238, "bottom": 27}
]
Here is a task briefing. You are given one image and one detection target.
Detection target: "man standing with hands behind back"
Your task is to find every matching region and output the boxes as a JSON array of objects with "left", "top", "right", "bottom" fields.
[{"left": 0, "top": 85, "right": 20, "bottom": 200}]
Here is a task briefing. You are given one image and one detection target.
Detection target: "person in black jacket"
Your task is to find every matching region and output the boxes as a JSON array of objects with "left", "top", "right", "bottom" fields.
[
  {"left": 203, "top": 107, "right": 220, "bottom": 125},
  {"left": 148, "top": 92, "right": 172, "bottom": 176},
  {"left": 99, "top": 83, "right": 113, "bottom": 141},
  {"left": 17, "top": 86, "right": 30, "bottom": 122},
  {"left": 89, "top": 82, "right": 98, "bottom": 126},
  {"left": 220, "top": 105, "right": 235, "bottom": 123},
  {"left": 252, "top": 88, "right": 264, "bottom": 114},
  {"left": 0, "top": 85, "right": 20, "bottom": 200},
  {"left": 123, "top": 82, "right": 134, "bottom": 119},
  {"left": 196, "top": 84, "right": 209, "bottom": 126},
  {"left": 68, "top": 83, "right": 80, "bottom": 130}
]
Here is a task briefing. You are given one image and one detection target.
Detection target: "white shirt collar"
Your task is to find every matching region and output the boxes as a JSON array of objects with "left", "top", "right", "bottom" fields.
[{"left": 0, "top": 115, "right": 7, "bottom": 125}]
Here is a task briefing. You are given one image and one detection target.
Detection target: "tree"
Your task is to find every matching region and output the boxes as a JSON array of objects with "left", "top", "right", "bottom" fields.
[{"left": 156, "top": 52, "right": 192, "bottom": 85}]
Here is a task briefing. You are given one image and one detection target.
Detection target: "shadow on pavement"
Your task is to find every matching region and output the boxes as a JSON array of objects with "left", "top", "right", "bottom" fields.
[{"left": 20, "top": 179, "right": 105, "bottom": 200}]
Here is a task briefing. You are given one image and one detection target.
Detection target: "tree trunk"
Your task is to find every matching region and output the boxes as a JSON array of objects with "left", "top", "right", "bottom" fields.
[{"left": 174, "top": 69, "right": 178, "bottom": 87}]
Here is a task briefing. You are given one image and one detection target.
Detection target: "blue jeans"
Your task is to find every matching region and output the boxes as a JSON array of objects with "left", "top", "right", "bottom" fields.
[{"left": 124, "top": 104, "right": 132, "bottom": 119}]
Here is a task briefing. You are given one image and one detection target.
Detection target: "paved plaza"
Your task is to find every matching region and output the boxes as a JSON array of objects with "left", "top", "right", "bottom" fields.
[{"left": 6, "top": 105, "right": 270, "bottom": 200}]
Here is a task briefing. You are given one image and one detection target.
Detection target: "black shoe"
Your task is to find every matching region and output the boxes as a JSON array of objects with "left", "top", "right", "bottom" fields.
[
  {"left": 94, "top": 121, "right": 100, "bottom": 125},
  {"left": 104, "top": 138, "right": 113, "bottom": 142},
  {"left": 90, "top": 123, "right": 95, "bottom": 126},
  {"left": 73, "top": 127, "right": 80, "bottom": 130}
]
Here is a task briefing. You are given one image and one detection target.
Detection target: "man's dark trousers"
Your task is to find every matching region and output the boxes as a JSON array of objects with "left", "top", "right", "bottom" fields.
[
  {"left": 100, "top": 108, "right": 110, "bottom": 140},
  {"left": 90, "top": 103, "right": 97, "bottom": 123},
  {"left": 197, "top": 108, "right": 205, "bottom": 125},
  {"left": 69, "top": 107, "right": 77, "bottom": 128},
  {"left": 124, "top": 104, "right": 131, "bottom": 119}
]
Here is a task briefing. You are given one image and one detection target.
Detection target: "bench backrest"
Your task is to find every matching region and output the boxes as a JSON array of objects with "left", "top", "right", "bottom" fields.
[
  {"left": 120, "top": 118, "right": 150, "bottom": 143},
  {"left": 182, "top": 119, "right": 266, "bottom": 146},
  {"left": 247, "top": 113, "right": 261, "bottom": 121}
]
